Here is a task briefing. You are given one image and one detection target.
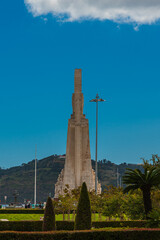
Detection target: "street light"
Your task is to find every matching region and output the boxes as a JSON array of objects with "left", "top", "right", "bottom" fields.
[
  {"left": 4, "top": 196, "right": 7, "bottom": 206},
  {"left": 90, "top": 93, "right": 105, "bottom": 194},
  {"left": 13, "top": 190, "right": 19, "bottom": 205},
  {"left": 34, "top": 144, "right": 37, "bottom": 206}
]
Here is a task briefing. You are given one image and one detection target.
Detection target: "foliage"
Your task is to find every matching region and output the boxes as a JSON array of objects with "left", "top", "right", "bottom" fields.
[
  {"left": 123, "top": 167, "right": 160, "bottom": 217},
  {"left": 0, "top": 209, "right": 44, "bottom": 214},
  {"left": 0, "top": 221, "right": 42, "bottom": 231},
  {"left": 103, "top": 195, "right": 123, "bottom": 219},
  {"left": 89, "top": 190, "right": 106, "bottom": 221},
  {"left": 55, "top": 185, "right": 146, "bottom": 221},
  {"left": 121, "top": 190, "right": 145, "bottom": 220},
  {"left": 75, "top": 182, "right": 92, "bottom": 230},
  {"left": 42, "top": 197, "right": 56, "bottom": 231},
  {"left": 0, "top": 155, "right": 143, "bottom": 203},
  {"left": 1, "top": 229, "right": 160, "bottom": 240},
  {"left": 102, "top": 187, "right": 145, "bottom": 220},
  {"left": 147, "top": 209, "right": 160, "bottom": 228},
  {"left": 142, "top": 154, "right": 160, "bottom": 170},
  {"left": 92, "top": 220, "right": 148, "bottom": 228},
  {"left": 151, "top": 189, "right": 160, "bottom": 209},
  {"left": 54, "top": 185, "right": 80, "bottom": 212},
  {"left": 0, "top": 220, "right": 152, "bottom": 232},
  {"left": 103, "top": 189, "right": 124, "bottom": 219},
  {"left": 56, "top": 221, "right": 74, "bottom": 230}
]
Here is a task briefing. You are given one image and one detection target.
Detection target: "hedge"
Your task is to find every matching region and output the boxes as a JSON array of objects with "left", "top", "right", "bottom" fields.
[
  {"left": 92, "top": 220, "right": 148, "bottom": 228},
  {"left": 0, "top": 209, "right": 44, "bottom": 214},
  {"left": 0, "top": 221, "right": 42, "bottom": 231},
  {"left": 0, "top": 221, "right": 73, "bottom": 231},
  {"left": 0, "top": 220, "right": 149, "bottom": 231},
  {"left": 0, "top": 229, "right": 160, "bottom": 240},
  {"left": 56, "top": 221, "right": 74, "bottom": 230}
]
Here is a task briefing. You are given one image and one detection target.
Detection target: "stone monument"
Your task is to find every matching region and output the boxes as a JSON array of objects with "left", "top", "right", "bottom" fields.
[{"left": 54, "top": 69, "right": 101, "bottom": 197}]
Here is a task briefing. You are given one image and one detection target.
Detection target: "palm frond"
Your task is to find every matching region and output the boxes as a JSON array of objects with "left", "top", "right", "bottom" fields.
[
  {"left": 123, "top": 184, "right": 139, "bottom": 194},
  {"left": 122, "top": 167, "right": 160, "bottom": 192}
]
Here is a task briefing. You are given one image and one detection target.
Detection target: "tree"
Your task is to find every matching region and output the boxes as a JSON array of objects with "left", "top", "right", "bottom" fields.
[
  {"left": 122, "top": 190, "right": 145, "bottom": 220},
  {"left": 103, "top": 189, "right": 124, "bottom": 220},
  {"left": 56, "top": 185, "right": 80, "bottom": 221},
  {"left": 89, "top": 190, "right": 99, "bottom": 221},
  {"left": 42, "top": 196, "right": 56, "bottom": 231},
  {"left": 142, "top": 154, "right": 160, "bottom": 169},
  {"left": 123, "top": 167, "right": 160, "bottom": 218},
  {"left": 74, "top": 182, "right": 91, "bottom": 230}
]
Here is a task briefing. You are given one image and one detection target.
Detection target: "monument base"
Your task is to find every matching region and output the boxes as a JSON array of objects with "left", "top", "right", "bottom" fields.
[{"left": 54, "top": 168, "right": 101, "bottom": 198}]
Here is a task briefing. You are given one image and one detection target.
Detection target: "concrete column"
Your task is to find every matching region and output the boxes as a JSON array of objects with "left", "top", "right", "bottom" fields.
[
  {"left": 74, "top": 69, "right": 82, "bottom": 93},
  {"left": 75, "top": 125, "right": 82, "bottom": 187}
]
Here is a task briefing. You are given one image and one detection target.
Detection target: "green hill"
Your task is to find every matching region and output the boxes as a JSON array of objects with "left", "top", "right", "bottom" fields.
[{"left": 0, "top": 155, "right": 143, "bottom": 204}]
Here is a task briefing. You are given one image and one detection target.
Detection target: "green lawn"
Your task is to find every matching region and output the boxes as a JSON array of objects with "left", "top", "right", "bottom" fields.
[{"left": 0, "top": 214, "right": 107, "bottom": 221}]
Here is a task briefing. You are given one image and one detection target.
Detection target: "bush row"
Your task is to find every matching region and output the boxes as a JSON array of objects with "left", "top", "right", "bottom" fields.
[
  {"left": 0, "top": 221, "right": 73, "bottom": 231},
  {"left": 0, "top": 229, "right": 160, "bottom": 240},
  {"left": 0, "top": 221, "right": 42, "bottom": 232},
  {"left": 0, "top": 220, "right": 149, "bottom": 231},
  {"left": 0, "top": 209, "right": 44, "bottom": 214},
  {"left": 93, "top": 220, "right": 148, "bottom": 228}
]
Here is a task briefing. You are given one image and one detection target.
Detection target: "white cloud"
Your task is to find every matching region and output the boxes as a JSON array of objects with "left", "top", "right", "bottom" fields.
[{"left": 24, "top": 0, "right": 160, "bottom": 24}]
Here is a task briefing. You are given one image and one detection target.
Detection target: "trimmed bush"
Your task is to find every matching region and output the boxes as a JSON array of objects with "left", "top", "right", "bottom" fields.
[
  {"left": 0, "top": 221, "right": 42, "bottom": 231},
  {"left": 0, "top": 229, "right": 160, "bottom": 240},
  {"left": 75, "top": 182, "right": 91, "bottom": 230},
  {"left": 0, "top": 220, "right": 153, "bottom": 232},
  {"left": 42, "top": 197, "right": 56, "bottom": 231},
  {"left": 92, "top": 220, "right": 148, "bottom": 228},
  {"left": 0, "top": 220, "right": 150, "bottom": 231},
  {"left": 56, "top": 221, "right": 74, "bottom": 230},
  {"left": 0, "top": 209, "right": 44, "bottom": 214},
  {"left": 0, "top": 221, "right": 74, "bottom": 231}
]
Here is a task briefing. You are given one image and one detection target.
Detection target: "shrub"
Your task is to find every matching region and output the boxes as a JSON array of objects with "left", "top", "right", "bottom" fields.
[
  {"left": 0, "top": 221, "right": 42, "bottom": 231},
  {"left": 0, "top": 221, "right": 74, "bottom": 231},
  {"left": 74, "top": 182, "right": 91, "bottom": 230},
  {"left": 122, "top": 192, "right": 145, "bottom": 220},
  {"left": 0, "top": 229, "right": 160, "bottom": 240},
  {"left": 146, "top": 209, "right": 160, "bottom": 228},
  {"left": 92, "top": 220, "right": 148, "bottom": 228},
  {"left": 0, "top": 220, "right": 152, "bottom": 232},
  {"left": 0, "top": 209, "right": 44, "bottom": 214},
  {"left": 56, "top": 221, "right": 74, "bottom": 230},
  {"left": 103, "top": 193, "right": 123, "bottom": 219},
  {"left": 42, "top": 197, "right": 56, "bottom": 231}
]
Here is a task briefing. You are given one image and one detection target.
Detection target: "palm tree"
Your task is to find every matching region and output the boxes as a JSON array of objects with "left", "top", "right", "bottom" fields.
[{"left": 123, "top": 167, "right": 160, "bottom": 217}]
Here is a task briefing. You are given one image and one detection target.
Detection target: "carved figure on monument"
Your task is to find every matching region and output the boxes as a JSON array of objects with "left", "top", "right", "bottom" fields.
[{"left": 54, "top": 69, "right": 101, "bottom": 198}]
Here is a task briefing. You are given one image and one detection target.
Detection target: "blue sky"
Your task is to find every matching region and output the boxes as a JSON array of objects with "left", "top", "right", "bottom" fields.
[{"left": 0, "top": 0, "right": 160, "bottom": 168}]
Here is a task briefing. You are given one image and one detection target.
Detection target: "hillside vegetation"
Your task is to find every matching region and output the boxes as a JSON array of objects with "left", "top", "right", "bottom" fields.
[{"left": 0, "top": 155, "right": 143, "bottom": 203}]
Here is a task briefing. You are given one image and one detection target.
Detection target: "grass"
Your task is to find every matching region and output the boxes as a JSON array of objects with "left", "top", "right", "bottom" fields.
[{"left": 0, "top": 214, "right": 107, "bottom": 221}]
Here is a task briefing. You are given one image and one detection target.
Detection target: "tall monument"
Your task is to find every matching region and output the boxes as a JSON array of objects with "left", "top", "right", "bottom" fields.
[{"left": 54, "top": 69, "right": 101, "bottom": 197}]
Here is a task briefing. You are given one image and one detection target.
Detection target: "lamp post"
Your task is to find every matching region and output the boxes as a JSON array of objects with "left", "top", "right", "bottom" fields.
[
  {"left": 4, "top": 196, "right": 7, "bottom": 206},
  {"left": 90, "top": 93, "right": 105, "bottom": 194},
  {"left": 13, "top": 190, "right": 19, "bottom": 205},
  {"left": 34, "top": 145, "right": 37, "bottom": 206}
]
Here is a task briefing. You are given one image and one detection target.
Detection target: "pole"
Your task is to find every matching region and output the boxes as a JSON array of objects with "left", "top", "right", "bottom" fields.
[
  {"left": 95, "top": 100, "right": 98, "bottom": 194},
  {"left": 34, "top": 144, "right": 37, "bottom": 206},
  {"left": 90, "top": 94, "right": 105, "bottom": 194},
  {"left": 120, "top": 176, "right": 122, "bottom": 188},
  {"left": 117, "top": 168, "right": 119, "bottom": 188}
]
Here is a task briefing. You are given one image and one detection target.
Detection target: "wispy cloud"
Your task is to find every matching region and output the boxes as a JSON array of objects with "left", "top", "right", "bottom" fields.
[{"left": 24, "top": 0, "right": 160, "bottom": 24}]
